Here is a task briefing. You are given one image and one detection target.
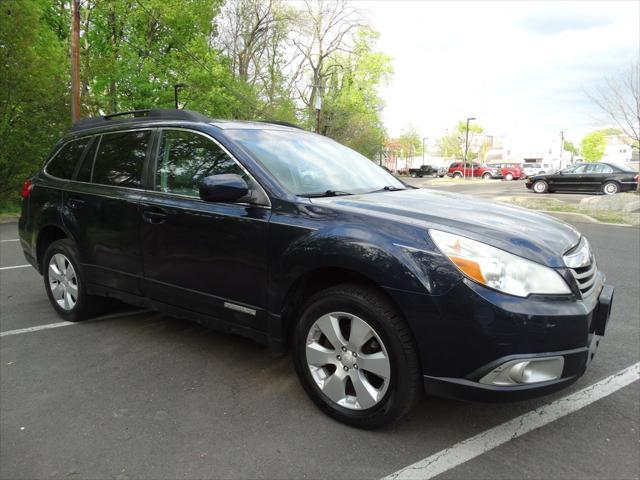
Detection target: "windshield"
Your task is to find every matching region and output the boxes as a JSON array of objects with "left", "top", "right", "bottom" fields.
[{"left": 226, "top": 129, "right": 405, "bottom": 196}]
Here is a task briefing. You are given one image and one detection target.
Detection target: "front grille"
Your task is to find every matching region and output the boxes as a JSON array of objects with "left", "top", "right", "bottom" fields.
[{"left": 570, "top": 259, "right": 597, "bottom": 296}]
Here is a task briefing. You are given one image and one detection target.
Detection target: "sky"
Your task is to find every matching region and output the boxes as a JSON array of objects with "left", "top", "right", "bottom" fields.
[{"left": 357, "top": 0, "right": 639, "bottom": 150}]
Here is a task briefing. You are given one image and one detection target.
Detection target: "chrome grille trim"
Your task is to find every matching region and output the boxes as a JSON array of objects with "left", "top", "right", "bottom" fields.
[{"left": 570, "top": 258, "right": 597, "bottom": 296}]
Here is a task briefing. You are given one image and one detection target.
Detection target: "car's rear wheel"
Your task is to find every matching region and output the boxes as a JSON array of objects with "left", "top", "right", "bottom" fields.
[
  {"left": 482, "top": 172, "right": 492, "bottom": 180},
  {"left": 602, "top": 181, "right": 619, "bottom": 195},
  {"left": 505, "top": 173, "right": 514, "bottom": 181},
  {"left": 453, "top": 172, "right": 462, "bottom": 178},
  {"left": 410, "top": 172, "right": 417, "bottom": 178},
  {"left": 43, "top": 239, "right": 106, "bottom": 322},
  {"left": 292, "top": 284, "right": 421, "bottom": 429},
  {"left": 533, "top": 180, "right": 548, "bottom": 193}
]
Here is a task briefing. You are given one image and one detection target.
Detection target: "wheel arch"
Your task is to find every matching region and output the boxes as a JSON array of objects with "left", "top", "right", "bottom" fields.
[
  {"left": 36, "top": 224, "right": 71, "bottom": 272},
  {"left": 278, "top": 266, "right": 406, "bottom": 348}
]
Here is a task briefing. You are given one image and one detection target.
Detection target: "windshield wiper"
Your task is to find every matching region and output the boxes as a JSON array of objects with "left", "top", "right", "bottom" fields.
[
  {"left": 366, "top": 185, "right": 407, "bottom": 193},
  {"left": 298, "top": 190, "right": 353, "bottom": 198}
]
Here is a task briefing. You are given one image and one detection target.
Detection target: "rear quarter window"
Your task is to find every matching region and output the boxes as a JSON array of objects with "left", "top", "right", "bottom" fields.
[
  {"left": 92, "top": 130, "right": 151, "bottom": 188},
  {"left": 45, "top": 138, "right": 91, "bottom": 179}
]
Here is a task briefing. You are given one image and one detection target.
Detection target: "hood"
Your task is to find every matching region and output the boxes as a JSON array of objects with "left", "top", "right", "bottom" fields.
[{"left": 310, "top": 188, "right": 581, "bottom": 268}]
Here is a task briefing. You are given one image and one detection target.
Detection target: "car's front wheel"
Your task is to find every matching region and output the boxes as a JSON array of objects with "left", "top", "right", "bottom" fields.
[
  {"left": 482, "top": 172, "right": 492, "bottom": 180},
  {"left": 43, "top": 239, "right": 106, "bottom": 322},
  {"left": 602, "top": 181, "right": 619, "bottom": 195},
  {"left": 453, "top": 171, "right": 462, "bottom": 178},
  {"left": 505, "top": 173, "right": 514, "bottom": 181},
  {"left": 532, "top": 180, "right": 548, "bottom": 193},
  {"left": 292, "top": 284, "right": 421, "bottom": 429}
]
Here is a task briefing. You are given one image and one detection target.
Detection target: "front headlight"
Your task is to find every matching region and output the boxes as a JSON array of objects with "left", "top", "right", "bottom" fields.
[{"left": 430, "top": 230, "right": 571, "bottom": 297}]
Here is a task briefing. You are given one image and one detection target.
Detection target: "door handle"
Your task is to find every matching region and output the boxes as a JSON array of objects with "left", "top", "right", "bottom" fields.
[
  {"left": 67, "top": 197, "right": 85, "bottom": 209},
  {"left": 142, "top": 208, "right": 168, "bottom": 224}
]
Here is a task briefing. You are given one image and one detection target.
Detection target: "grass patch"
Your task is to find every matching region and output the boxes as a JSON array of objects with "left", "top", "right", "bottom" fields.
[
  {"left": 0, "top": 199, "right": 21, "bottom": 222},
  {"left": 495, "top": 196, "right": 635, "bottom": 225}
]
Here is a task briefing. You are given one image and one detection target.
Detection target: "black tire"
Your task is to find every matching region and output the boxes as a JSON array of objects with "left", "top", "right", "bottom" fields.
[
  {"left": 482, "top": 172, "right": 492, "bottom": 180},
  {"left": 532, "top": 180, "right": 548, "bottom": 194},
  {"left": 453, "top": 171, "right": 462, "bottom": 178},
  {"left": 292, "top": 283, "right": 422, "bottom": 429},
  {"left": 602, "top": 181, "right": 619, "bottom": 195},
  {"left": 43, "top": 238, "right": 107, "bottom": 322},
  {"left": 505, "top": 173, "right": 514, "bottom": 181}
]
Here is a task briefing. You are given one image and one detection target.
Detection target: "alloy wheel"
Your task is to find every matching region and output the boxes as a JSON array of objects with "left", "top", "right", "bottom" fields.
[
  {"left": 603, "top": 182, "right": 618, "bottom": 195},
  {"left": 305, "top": 312, "right": 391, "bottom": 410},
  {"left": 533, "top": 181, "right": 547, "bottom": 193},
  {"left": 48, "top": 253, "right": 79, "bottom": 311}
]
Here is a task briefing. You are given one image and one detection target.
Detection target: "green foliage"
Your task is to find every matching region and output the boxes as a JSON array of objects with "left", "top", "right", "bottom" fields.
[
  {"left": 580, "top": 130, "right": 612, "bottom": 162},
  {"left": 0, "top": 0, "right": 69, "bottom": 201},
  {"left": 1, "top": 0, "right": 392, "bottom": 202},
  {"left": 397, "top": 126, "right": 423, "bottom": 157},
  {"left": 319, "top": 29, "right": 392, "bottom": 159},
  {"left": 563, "top": 139, "right": 579, "bottom": 155},
  {"left": 437, "top": 121, "right": 484, "bottom": 160}
]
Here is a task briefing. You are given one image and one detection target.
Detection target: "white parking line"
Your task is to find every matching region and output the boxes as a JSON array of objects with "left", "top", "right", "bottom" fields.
[
  {"left": 0, "top": 321, "right": 75, "bottom": 337},
  {"left": 0, "top": 239, "right": 20, "bottom": 243},
  {"left": 385, "top": 362, "right": 640, "bottom": 480},
  {"left": 0, "top": 309, "right": 153, "bottom": 338},
  {"left": 0, "top": 265, "right": 31, "bottom": 271}
]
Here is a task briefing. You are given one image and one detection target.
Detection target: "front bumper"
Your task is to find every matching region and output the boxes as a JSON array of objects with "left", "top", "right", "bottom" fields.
[{"left": 386, "top": 276, "right": 614, "bottom": 403}]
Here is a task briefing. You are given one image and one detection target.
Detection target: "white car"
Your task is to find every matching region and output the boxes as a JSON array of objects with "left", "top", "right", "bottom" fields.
[{"left": 523, "top": 163, "right": 553, "bottom": 177}]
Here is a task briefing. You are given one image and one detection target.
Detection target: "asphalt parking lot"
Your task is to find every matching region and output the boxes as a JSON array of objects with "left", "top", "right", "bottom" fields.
[{"left": 1, "top": 210, "right": 639, "bottom": 479}]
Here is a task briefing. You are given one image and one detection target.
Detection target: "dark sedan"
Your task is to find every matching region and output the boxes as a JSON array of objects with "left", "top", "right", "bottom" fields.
[{"left": 526, "top": 162, "right": 638, "bottom": 194}]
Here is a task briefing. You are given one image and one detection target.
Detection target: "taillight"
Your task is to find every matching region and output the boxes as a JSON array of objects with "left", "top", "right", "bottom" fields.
[{"left": 20, "top": 179, "right": 33, "bottom": 199}]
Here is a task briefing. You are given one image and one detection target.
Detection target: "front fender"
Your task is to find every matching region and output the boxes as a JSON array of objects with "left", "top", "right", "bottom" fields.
[{"left": 269, "top": 220, "right": 463, "bottom": 314}]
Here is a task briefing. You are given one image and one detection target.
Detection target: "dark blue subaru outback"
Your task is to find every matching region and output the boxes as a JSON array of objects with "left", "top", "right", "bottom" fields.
[{"left": 19, "top": 109, "right": 614, "bottom": 428}]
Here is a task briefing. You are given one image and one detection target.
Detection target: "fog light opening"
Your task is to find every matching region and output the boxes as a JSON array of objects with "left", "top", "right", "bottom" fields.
[{"left": 479, "top": 356, "right": 564, "bottom": 386}]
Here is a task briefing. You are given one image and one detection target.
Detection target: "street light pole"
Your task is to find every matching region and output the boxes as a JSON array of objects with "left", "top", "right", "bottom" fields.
[
  {"left": 559, "top": 131, "right": 565, "bottom": 166},
  {"left": 463, "top": 117, "right": 476, "bottom": 179},
  {"left": 174, "top": 83, "right": 188, "bottom": 109}
]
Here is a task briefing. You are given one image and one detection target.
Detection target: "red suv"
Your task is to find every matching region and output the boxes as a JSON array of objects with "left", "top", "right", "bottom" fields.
[
  {"left": 447, "top": 162, "right": 500, "bottom": 179},
  {"left": 487, "top": 163, "right": 523, "bottom": 180}
]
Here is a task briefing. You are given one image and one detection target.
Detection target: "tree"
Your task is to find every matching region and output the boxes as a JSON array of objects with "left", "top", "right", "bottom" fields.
[
  {"left": 318, "top": 28, "right": 391, "bottom": 158},
  {"left": 397, "top": 126, "right": 423, "bottom": 157},
  {"left": 0, "top": 0, "right": 68, "bottom": 200},
  {"left": 563, "top": 139, "right": 579, "bottom": 155},
  {"left": 580, "top": 130, "right": 606, "bottom": 162},
  {"left": 437, "top": 121, "right": 484, "bottom": 161},
  {"left": 290, "top": 0, "right": 364, "bottom": 121},
  {"left": 587, "top": 60, "right": 640, "bottom": 151}
]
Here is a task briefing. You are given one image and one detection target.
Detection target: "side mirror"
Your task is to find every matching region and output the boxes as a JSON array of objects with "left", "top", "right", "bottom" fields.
[{"left": 199, "top": 174, "right": 249, "bottom": 203}]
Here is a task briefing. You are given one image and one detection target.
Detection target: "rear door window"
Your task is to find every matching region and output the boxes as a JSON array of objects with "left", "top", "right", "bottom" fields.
[
  {"left": 92, "top": 130, "right": 151, "bottom": 188},
  {"left": 46, "top": 138, "right": 91, "bottom": 179}
]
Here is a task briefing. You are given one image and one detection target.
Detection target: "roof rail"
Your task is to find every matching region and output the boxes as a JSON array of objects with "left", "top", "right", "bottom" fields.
[
  {"left": 257, "top": 120, "right": 304, "bottom": 130},
  {"left": 70, "top": 109, "right": 212, "bottom": 132}
]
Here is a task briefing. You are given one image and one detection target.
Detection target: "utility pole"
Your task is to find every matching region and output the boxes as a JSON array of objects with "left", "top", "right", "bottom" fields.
[
  {"left": 422, "top": 137, "right": 428, "bottom": 167},
  {"left": 463, "top": 117, "right": 476, "bottom": 179},
  {"left": 70, "top": 0, "right": 81, "bottom": 122},
  {"left": 560, "top": 131, "right": 565, "bottom": 166},
  {"left": 312, "top": 82, "right": 322, "bottom": 134}
]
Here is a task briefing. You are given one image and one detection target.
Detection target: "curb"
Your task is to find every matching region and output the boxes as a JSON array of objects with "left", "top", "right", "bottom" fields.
[
  {"left": 0, "top": 215, "right": 19, "bottom": 225},
  {"left": 540, "top": 210, "right": 635, "bottom": 228}
]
